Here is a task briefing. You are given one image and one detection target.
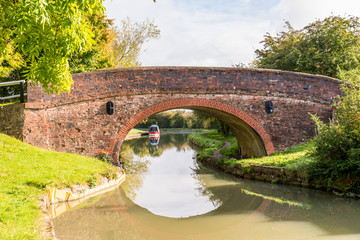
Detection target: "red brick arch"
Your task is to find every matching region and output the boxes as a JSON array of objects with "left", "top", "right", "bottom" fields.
[{"left": 106, "top": 98, "right": 275, "bottom": 159}]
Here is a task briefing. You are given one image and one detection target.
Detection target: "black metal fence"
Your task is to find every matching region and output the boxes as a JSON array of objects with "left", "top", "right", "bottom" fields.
[{"left": 0, "top": 80, "right": 26, "bottom": 103}]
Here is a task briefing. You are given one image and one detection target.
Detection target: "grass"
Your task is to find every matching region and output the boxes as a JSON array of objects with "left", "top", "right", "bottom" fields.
[
  {"left": 236, "top": 141, "right": 315, "bottom": 171},
  {"left": 0, "top": 133, "right": 119, "bottom": 240},
  {"left": 189, "top": 131, "right": 239, "bottom": 158},
  {"left": 0, "top": 102, "right": 19, "bottom": 107},
  {"left": 0, "top": 99, "right": 22, "bottom": 107},
  {"left": 127, "top": 128, "right": 147, "bottom": 135},
  {"left": 189, "top": 131, "right": 315, "bottom": 171},
  {"left": 189, "top": 131, "right": 225, "bottom": 158}
]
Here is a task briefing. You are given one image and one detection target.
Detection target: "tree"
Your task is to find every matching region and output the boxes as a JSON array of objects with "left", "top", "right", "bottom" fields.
[
  {"left": 0, "top": 0, "right": 105, "bottom": 94},
  {"left": 69, "top": 14, "right": 117, "bottom": 73},
  {"left": 0, "top": 0, "right": 157, "bottom": 95},
  {"left": 254, "top": 15, "right": 360, "bottom": 78},
  {"left": 110, "top": 17, "right": 160, "bottom": 68}
]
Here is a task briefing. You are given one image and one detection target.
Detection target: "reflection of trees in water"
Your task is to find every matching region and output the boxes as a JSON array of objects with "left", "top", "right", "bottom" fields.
[
  {"left": 119, "top": 134, "right": 193, "bottom": 201},
  {"left": 119, "top": 139, "right": 150, "bottom": 200},
  {"left": 120, "top": 134, "right": 191, "bottom": 161},
  {"left": 121, "top": 154, "right": 150, "bottom": 200},
  {"left": 190, "top": 161, "right": 223, "bottom": 209}
]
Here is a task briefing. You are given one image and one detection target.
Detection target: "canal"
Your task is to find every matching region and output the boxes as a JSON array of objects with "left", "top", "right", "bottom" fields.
[{"left": 53, "top": 133, "right": 360, "bottom": 240}]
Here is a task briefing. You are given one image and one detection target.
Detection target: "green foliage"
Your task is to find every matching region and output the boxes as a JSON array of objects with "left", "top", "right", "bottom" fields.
[
  {"left": 136, "top": 110, "right": 232, "bottom": 136},
  {"left": 0, "top": 133, "right": 118, "bottom": 239},
  {"left": 337, "top": 68, "right": 360, "bottom": 142},
  {"left": 99, "top": 152, "right": 114, "bottom": 164},
  {"left": 0, "top": 1, "right": 159, "bottom": 95},
  {"left": 190, "top": 131, "right": 315, "bottom": 172},
  {"left": 136, "top": 110, "right": 217, "bottom": 129},
  {"left": 221, "top": 141, "right": 313, "bottom": 171},
  {"left": 69, "top": 14, "right": 117, "bottom": 73},
  {"left": 127, "top": 128, "right": 147, "bottom": 135},
  {"left": 194, "top": 131, "right": 239, "bottom": 157},
  {"left": 88, "top": 176, "right": 98, "bottom": 188},
  {"left": 255, "top": 21, "right": 304, "bottom": 72},
  {"left": 189, "top": 131, "right": 225, "bottom": 149},
  {"left": 0, "top": 36, "right": 23, "bottom": 78},
  {"left": 241, "top": 163, "right": 253, "bottom": 173},
  {"left": 0, "top": 0, "right": 105, "bottom": 94},
  {"left": 219, "top": 138, "right": 238, "bottom": 156},
  {"left": 216, "top": 119, "right": 233, "bottom": 137},
  {"left": 255, "top": 15, "right": 360, "bottom": 78},
  {"left": 189, "top": 131, "right": 240, "bottom": 160},
  {"left": 234, "top": 141, "right": 315, "bottom": 171},
  {"left": 307, "top": 68, "right": 360, "bottom": 194},
  {"left": 217, "top": 157, "right": 238, "bottom": 168}
]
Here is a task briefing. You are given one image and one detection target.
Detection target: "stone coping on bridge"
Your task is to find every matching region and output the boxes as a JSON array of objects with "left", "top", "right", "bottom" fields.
[{"left": 71, "top": 66, "right": 340, "bottom": 81}]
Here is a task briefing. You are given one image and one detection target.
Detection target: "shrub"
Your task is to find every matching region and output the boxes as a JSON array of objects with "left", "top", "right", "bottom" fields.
[{"left": 307, "top": 68, "right": 360, "bottom": 194}]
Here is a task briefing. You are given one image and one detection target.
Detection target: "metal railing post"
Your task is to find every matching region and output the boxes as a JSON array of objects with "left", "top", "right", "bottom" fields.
[{"left": 20, "top": 81, "right": 25, "bottom": 103}]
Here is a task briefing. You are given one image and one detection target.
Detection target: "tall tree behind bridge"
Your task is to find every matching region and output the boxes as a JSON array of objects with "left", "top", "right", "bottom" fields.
[
  {"left": 69, "top": 16, "right": 160, "bottom": 72},
  {"left": 68, "top": 14, "right": 117, "bottom": 73},
  {"left": 110, "top": 17, "right": 160, "bottom": 68},
  {"left": 253, "top": 15, "right": 360, "bottom": 78}
]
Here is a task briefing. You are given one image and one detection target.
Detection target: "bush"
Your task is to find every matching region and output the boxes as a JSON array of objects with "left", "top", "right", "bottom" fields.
[{"left": 307, "top": 68, "right": 360, "bottom": 194}]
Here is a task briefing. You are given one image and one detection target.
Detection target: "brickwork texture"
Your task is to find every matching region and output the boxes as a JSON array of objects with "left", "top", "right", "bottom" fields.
[
  {"left": 0, "top": 103, "right": 25, "bottom": 140},
  {"left": 23, "top": 67, "right": 341, "bottom": 162}
]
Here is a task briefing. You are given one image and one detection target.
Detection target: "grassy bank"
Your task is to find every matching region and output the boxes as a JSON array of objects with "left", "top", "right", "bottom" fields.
[
  {"left": 127, "top": 128, "right": 147, "bottom": 135},
  {"left": 189, "top": 131, "right": 314, "bottom": 171},
  {"left": 0, "top": 133, "right": 119, "bottom": 239},
  {"left": 189, "top": 131, "right": 240, "bottom": 158},
  {"left": 191, "top": 131, "right": 360, "bottom": 196}
]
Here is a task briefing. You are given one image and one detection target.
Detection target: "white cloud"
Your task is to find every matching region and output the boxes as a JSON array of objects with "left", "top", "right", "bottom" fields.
[
  {"left": 271, "top": 0, "right": 360, "bottom": 30},
  {"left": 104, "top": 0, "right": 360, "bottom": 67}
]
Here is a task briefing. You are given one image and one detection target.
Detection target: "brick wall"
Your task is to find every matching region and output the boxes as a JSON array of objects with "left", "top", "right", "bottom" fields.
[
  {"left": 0, "top": 103, "right": 25, "bottom": 140},
  {"left": 24, "top": 67, "right": 340, "bottom": 161}
]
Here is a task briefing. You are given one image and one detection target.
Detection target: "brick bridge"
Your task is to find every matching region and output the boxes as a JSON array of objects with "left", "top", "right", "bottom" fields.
[{"left": 22, "top": 67, "right": 341, "bottom": 163}]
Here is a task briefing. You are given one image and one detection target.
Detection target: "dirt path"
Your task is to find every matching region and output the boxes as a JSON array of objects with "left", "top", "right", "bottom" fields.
[{"left": 213, "top": 141, "right": 231, "bottom": 158}]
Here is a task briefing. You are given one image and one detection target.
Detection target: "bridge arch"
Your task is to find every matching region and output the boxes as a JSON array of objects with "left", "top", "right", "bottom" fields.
[
  {"left": 24, "top": 67, "right": 340, "bottom": 161},
  {"left": 107, "top": 98, "right": 275, "bottom": 161}
]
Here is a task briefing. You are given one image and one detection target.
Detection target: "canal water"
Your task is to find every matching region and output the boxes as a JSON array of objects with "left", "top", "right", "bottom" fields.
[{"left": 53, "top": 134, "right": 360, "bottom": 240}]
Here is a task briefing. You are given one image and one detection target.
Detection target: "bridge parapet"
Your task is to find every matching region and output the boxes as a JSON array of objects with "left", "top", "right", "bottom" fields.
[{"left": 26, "top": 67, "right": 341, "bottom": 109}]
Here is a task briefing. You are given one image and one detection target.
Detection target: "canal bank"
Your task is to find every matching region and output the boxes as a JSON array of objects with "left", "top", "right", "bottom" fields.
[
  {"left": 0, "top": 133, "right": 122, "bottom": 240},
  {"left": 43, "top": 172, "right": 126, "bottom": 239},
  {"left": 188, "top": 133, "right": 358, "bottom": 197}
]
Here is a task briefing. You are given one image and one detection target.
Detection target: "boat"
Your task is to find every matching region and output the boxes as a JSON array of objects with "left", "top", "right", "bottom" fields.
[{"left": 149, "top": 124, "right": 160, "bottom": 137}]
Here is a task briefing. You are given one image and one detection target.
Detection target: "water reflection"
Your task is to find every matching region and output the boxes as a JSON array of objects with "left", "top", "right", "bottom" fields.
[
  {"left": 121, "top": 134, "right": 221, "bottom": 218},
  {"left": 53, "top": 134, "right": 360, "bottom": 240},
  {"left": 149, "top": 136, "right": 160, "bottom": 146}
]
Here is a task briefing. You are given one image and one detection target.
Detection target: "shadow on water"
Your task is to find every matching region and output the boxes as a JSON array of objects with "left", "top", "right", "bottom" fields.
[{"left": 53, "top": 134, "right": 360, "bottom": 240}]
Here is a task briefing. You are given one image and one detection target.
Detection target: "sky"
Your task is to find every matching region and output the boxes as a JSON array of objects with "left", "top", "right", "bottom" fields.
[{"left": 103, "top": 0, "right": 360, "bottom": 67}]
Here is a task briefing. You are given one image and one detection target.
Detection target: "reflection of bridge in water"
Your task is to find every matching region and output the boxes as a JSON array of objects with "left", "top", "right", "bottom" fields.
[{"left": 53, "top": 165, "right": 360, "bottom": 240}]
